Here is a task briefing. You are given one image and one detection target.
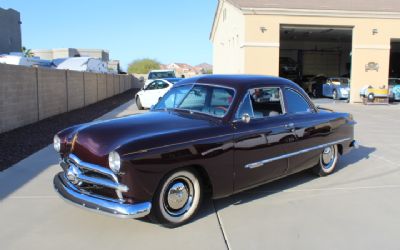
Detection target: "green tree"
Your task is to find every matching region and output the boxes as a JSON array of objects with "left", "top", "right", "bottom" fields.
[
  {"left": 21, "top": 46, "right": 34, "bottom": 58},
  {"left": 128, "top": 58, "right": 160, "bottom": 74}
]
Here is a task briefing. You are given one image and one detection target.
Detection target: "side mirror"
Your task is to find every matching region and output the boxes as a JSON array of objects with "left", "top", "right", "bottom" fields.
[{"left": 241, "top": 113, "right": 251, "bottom": 124}]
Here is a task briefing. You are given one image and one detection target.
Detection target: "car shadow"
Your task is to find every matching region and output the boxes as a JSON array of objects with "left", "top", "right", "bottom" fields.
[{"left": 191, "top": 144, "right": 376, "bottom": 224}]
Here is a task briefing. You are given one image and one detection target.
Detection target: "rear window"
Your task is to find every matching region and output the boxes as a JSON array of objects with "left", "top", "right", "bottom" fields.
[
  {"left": 149, "top": 71, "right": 176, "bottom": 79},
  {"left": 285, "top": 89, "right": 312, "bottom": 114}
]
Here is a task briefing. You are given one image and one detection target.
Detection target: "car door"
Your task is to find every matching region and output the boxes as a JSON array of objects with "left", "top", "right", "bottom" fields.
[
  {"left": 140, "top": 81, "right": 160, "bottom": 108},
  {"left": 233, "top": 87, "right": 293, "bottom": 191},
  {"left": 157, "top": 81, "right": 172, "bottom": 99},
  {"left": 323, "top": 79, "right": 332, "bottom": 97},
  {"left": 282, "top": 88, "right": 331, "bottom": 174}
]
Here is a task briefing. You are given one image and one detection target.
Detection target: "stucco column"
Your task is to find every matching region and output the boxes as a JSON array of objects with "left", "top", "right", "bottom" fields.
[
  {"left": 350, "top": 27, "right": 390, "bottom": 103},
  {"left": 243, "top": 17, "right": 280, "bottom": 76}
]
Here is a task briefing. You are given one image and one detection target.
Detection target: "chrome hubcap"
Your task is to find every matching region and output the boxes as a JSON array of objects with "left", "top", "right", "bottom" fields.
[
  {"left": 322, "top": 146, "right": 335, "bottom": 169},
  {"left": 163, "top": 177, "right": 194, "bottom": 216},
  {"left": 167, "top": 182, "right": 189, "bottom": 210}
]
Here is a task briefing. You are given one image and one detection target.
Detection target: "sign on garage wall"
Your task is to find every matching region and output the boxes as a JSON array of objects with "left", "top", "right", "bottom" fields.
[{"left": 303, "top": 51, "right": 340, "bottom": 76}]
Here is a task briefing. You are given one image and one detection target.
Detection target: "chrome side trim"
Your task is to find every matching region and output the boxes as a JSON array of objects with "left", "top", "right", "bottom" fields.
[
  {"left": 245, "top": 138, "right": 351, "bottom": 169},
  {"left": 54, "top": 173, "right": 151, "bottom": 219}
]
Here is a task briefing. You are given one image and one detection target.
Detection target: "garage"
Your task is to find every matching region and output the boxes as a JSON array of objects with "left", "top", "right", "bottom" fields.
[
  {"left": 279, "top": 25, "right": 353, "bottom": 97},
  {"left": 390, "top": 40, "right": 400, "bottom": 78}
]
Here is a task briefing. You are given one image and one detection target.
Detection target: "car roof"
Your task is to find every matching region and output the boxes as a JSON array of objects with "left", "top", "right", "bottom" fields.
[
  {"left": 149, "top": 70, "right": 174, "bottom": 73},
  {"left": 163, "top": 78, "right": 183, "bottom": 83},
  {"left": 174, "top": 74, "right": 300, "bottom": 93}
]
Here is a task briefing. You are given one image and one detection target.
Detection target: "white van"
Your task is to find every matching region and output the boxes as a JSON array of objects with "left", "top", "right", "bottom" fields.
[{"left": 145, "top": 70, "right": 176, "bottom": 87}]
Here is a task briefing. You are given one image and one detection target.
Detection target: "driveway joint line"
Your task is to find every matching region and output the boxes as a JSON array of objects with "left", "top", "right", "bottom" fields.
[{"left": 212, "top": 200, "right": 230, "bottom": 250}]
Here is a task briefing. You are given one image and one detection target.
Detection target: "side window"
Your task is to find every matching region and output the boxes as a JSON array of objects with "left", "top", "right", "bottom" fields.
[
  {"left": 285, "top": 89, "right": 312, "bottom": 114},
  {"left": 210, "top": 88, "right": 235, "bottom": 117},
  {"left": 178, "top": 86, "right": 207, "bottom": 110},
  {"left": 145, "top": 81, "right": 157, "bottom": 90},
  {"left": 249, "top": 87, "right": 283, "bottom": 118},
  {"left": 155, "top": 80, "right": 169, "bottom": 89},
  {"left": 236, "top": 94, "right": 254, "bottom": 119}
]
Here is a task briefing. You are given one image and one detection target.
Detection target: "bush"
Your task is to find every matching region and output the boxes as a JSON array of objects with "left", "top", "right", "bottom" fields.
[{"left": 128, "top": 58, "right": 160, "bottom": 74}]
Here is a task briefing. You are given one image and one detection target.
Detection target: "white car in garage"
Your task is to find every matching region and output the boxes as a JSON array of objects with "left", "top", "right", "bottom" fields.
[{"left": 135, "top": 78, "right": 182, "bottom": 110}]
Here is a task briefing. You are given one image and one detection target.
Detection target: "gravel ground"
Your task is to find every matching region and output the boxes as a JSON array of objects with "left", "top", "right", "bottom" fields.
[{"left": 0, "top": 89, "right": 137, "bottom": 171}]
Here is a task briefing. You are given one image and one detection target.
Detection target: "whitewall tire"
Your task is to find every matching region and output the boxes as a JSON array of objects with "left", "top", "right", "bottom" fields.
[{"left": 150, "top": 169, "right": 202, "bottom": 227}]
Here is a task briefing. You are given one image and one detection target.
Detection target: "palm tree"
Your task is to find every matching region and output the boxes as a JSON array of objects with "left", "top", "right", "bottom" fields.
[{"left": 21, "top": 46, "right": 34, "bottom": 58}]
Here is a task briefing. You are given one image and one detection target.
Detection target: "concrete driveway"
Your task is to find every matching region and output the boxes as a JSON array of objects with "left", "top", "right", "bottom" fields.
[{"left": 1, "top": 99, "right": 400, "bottom": 250}]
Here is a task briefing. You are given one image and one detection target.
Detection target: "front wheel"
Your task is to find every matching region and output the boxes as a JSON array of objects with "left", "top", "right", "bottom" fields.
[
  {"left": 312, "top": 145, "right": 338, "bottom": 176},
  {"left": 150, "top": 169, "right": 202, "bottom": 227},
  {"left": 136, "top": 96, "right": 144, "bottom": 110}
]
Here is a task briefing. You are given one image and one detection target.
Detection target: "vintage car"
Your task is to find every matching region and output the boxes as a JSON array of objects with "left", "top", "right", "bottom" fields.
[
  {"left": 388, "top": 78, "right": 400, "bottom": 101},
  {"left": 322, "top": 78, "right": 350, "bottom": 100},
  {"left": 279, "top": 57, "right": 298, "bottom": 76},
  {"left": 307, "top": 75, "right": 328, "bottom": 97},
  {"left": 360, "top": 85, "right": 389, "bottom": 102},
  {"left": 53, "top": 75, "right": 358, "bottom": 227}
]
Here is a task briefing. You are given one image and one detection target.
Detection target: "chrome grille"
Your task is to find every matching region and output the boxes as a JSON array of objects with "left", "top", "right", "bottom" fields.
[{"left": 60, "top": 154, "right": 128, "bottom": 201}]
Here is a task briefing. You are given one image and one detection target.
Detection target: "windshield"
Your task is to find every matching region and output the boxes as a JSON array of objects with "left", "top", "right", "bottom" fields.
[
  {"left": 330, "top": 78, "right": 349, "bottom": 86},
  {"left": 154, "top": 84, "right": 235, "bottom": 118},
  {"left": 389, "top": 78, "right": 400, "bottom": 86},
  {"left": 149, "top": 71, "right": 176, "bottom": 79}
]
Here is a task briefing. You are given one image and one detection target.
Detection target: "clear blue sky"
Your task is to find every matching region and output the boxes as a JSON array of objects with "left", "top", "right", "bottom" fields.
[{"left": 0, "top": 0, "right": 217, "bottom": 69}]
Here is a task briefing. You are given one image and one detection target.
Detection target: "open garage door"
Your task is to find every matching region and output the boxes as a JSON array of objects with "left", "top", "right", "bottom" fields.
[
  {"left": 389, "top": 40, "right": 400, "bottom": 101},
  {"left": 280, "top": 25, "right": 353, "bottom": 97},
  {"left": 302, "top": 51, "right": 340, "bottom": 76}
]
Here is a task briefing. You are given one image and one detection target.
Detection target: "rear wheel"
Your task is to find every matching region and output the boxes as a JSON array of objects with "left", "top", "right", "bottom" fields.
[
  {"left": 136, "top": 96, "right": 144, "bottom": 110},
  {"left": 312, "top": 145, "right": 338, "bottom": 176},
  {"left": 333, "top": 90, "right": 338, "bottom": 100},
  {"left": 150, "top": 169, "right": 202, "bottom": 227}
]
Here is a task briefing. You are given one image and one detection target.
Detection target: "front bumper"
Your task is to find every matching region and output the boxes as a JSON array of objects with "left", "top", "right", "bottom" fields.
[{"left": 53, "top": 172, "right": 151, "bottom": 219}]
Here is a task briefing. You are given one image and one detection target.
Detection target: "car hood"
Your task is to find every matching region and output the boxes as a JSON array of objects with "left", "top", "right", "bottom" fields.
[{"left": 69, "top": 111, "right": 218, "bottom": 162}]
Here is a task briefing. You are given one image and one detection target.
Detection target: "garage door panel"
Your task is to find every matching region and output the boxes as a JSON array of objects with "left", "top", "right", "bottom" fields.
[{"left": 303, "top": 51, "right": 340, "bottom": 76}]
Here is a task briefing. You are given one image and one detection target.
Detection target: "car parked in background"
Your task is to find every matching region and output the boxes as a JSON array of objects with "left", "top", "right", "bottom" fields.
[
  {"left": 145, "top": 70, "right": 176, "bottom": 87},
  {"left": 322, "top": 78, "right": 350, "bottom": 100},
  {"left": 388, "top": 78, "right": 400, "bottom": 101},
  {"left": 135, "top": 78, "right": 182, "bottom": 110},
  {"left": 53, "top": 75, "right": 357, "bottom": 227},
  {"left": 279, "top": 57, "right": 298, "bottom": 76},
  {"left": 307, "top": 75, "right": 328, "bottom": 97}
]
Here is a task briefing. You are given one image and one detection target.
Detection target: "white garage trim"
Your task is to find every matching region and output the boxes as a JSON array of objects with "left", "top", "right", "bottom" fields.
[
  {"left": 241, "top": 8, "right": 400, "bottom": 19},
  {"left": 353, "top": 45, "right": 391, "bottom": 50},
  {"left": 240, "top": 42, "right": 280, "bottom": 48}
]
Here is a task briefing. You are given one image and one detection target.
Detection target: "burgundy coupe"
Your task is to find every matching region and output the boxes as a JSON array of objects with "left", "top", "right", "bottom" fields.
[{"left": 53, "top": 75, "right": 357, "bottom": 227}]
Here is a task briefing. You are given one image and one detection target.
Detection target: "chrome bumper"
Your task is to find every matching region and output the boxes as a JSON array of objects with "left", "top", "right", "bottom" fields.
[{"left": 53, "top": 172, "right": 151, "bottom": 219}]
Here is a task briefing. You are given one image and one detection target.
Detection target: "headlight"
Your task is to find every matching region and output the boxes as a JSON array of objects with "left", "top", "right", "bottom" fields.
[
  {"left": 53, "top": 135, "right": 61, "bottom": 152},
  {"left": 108, "top": 151, "right": 121, "bottom": 173}
]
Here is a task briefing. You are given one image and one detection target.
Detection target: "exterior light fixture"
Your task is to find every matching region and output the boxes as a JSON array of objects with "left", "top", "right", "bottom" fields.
[{"left": 260, "top": 27, "right": 267, "bottom": 33}]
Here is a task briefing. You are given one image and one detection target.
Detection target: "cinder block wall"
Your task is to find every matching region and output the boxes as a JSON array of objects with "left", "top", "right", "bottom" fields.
[
  {"left": 0, "top": 64, "right": 38, "bottom": 133},
  {"left": 0, "top": 64, "right": 141, "bottom": 133},
  {"left": 67, "top": 71, "right": 84, "bottom": 111}
]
